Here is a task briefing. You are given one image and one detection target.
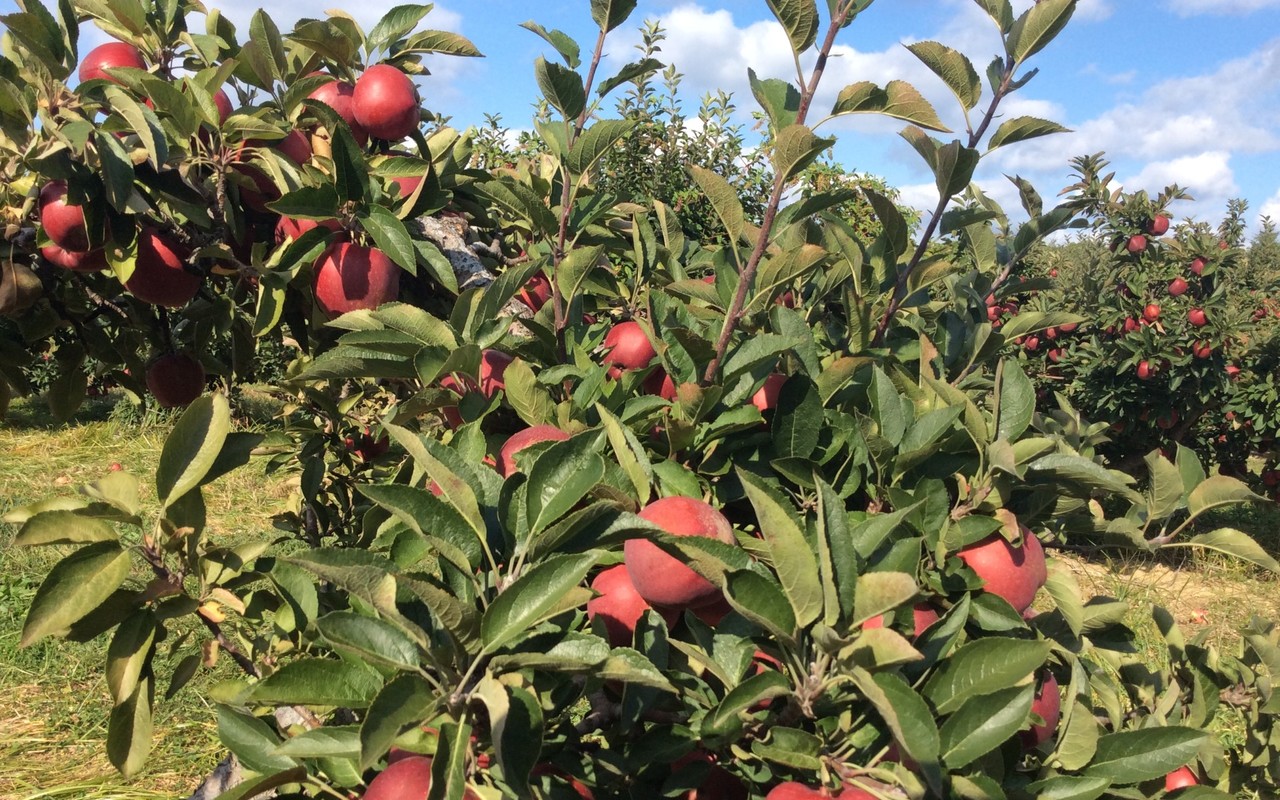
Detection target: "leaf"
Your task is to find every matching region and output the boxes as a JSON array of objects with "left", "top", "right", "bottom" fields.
[
  {"left": 1007, "top": 0, "right": 1076, "bottom": 64},
  {"left": 13, "top": 510, "right": 118, "bottom": 547},
  {"left": 770, "top": 376, "right": 822, "bottom": 460},
  {"left": 107, "top": 677, "right": 153, "bottom": 778},
  {"left": 156, "top": 394, "right": 231, "bottom": 508},
  {"left": 689, "top": 166, "right": 745, "bottom": 244},
  {"left": 1055, "top": 701, "right": 1100, "bottom": 771},
  {"left": 748, "top": 68, "right": 801, "bottom": 131},
  {"left": 772, "top": 124, "right": 834, "bottom": 184},
  {"left": 217, "top": 706, "right": 296, "bottom": 775},
  {"left": 567, "top": 119, "right": 638, "bottom": 175},
  {"left": 519, "top": 21, "right": 581, "bottom": 68},
  {"left": 481, "top": 552, "right": 598, "bottom": 653},
  {"left": 938, "top": 684, "right": 1033, "bottom": 768},
  {"left": 738, "top": 470, "right": 822, "bottom": 628},
  {"left": 21, "top": 542, "right": 132, "bottom": 647},
  {"left": 596, "top": 58, "right": 663, "bottom": 98},
  {"left": 766, "top": 0, "right": 819, "bottom": 54},
  {"left": 923, "top": 638, "right": 1050, "bottom": 714},
  {"left": 401, "top": 29, "right": 483, "bottom": 58},
  {"left": 853, "top": 670, "right": 942, "bottom": 791},
  {"left": 274, "top": 727, "right": 361, "bottom": 758},
  {"left": 534, "top": 56, "right": 585, "bottom": 120},
  {"left": 590, "top": 0, "right": 638, "bottom": 33},
  {"left": 554, "top": 245, "right": 604, "bottom": 313},
  {"left": 973, "top": 0, "right": 1014, "bottom": 32},
  {"left": 360, "top": 205, "right": 417, "bottom": 272},
  {"left": 245, "top": 658, "right": 383, "bottom": 708},
  {"left": 106, "top": 610, "right": 156, "bottom": 706},
  {"left": 988, "top": 116, "right": 1070, "bottom": 150},
  {"left": 316, "top": 611, "right": 421, "bottom": 671},
  {"left": 1187, "top": 475, "right": 1264, "bottom": 516},
  {"left": 831, "top": 80, "right": 951, "bottom": 132},
  {"left": 1027, "top": 453, "right": 1137, "bottom": 499},
  {"left": 1183, "top": 529, "right": 1280, "bottom": 574},
  {"left": 852, "top": 572, "right": 919, "bottom": 626},
  {"left": 360, "top": 673, "right": 436, "bottom": 770},
  {"left": 526, "top": 438, "right": 606, "bottom": 535},
  {"left": 723, "top": 569, "right": 798, "bottom": 644},
  {"left": 1144, "top": 450, "right": 1184, "bottom": 520},
  {"left": 996, "top": 360, "right": 1034, "bottom": 441},
  {"left": 473, "top": 677, "right": 543, "bottom": 792},
  {"left": 95, "top": 130, "right": 135, "bottom": 211},
  {"left": 368, "top": 4, "right": 433, "bottom": 53},
  {"left": 703, "top": 670, "right": 790, "bottom": 738},
  {"left": 906, "top": 41, "right": 980, "bottom": 111},
  {"left": 1085, "top": 727, "right": 1208, "bottom": 785}
]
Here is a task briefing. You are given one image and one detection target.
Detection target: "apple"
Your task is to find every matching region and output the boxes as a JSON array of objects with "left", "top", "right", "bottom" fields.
[
  {"left": 1193, "top": 341, "right": 1213, "bottom": 359},
  {"left": 1060, "top": 322, "right": 1078, "bottom": 333},
  {"left": 1156, "top": 410, "right": 1179, "bottom": 431},
  {"left": 1143, "top": 303, "right": 1161, "bottom": 322},
  {"left": 1226, "top": 364, "right": 1240, "bottom": 380},
  {"left": 956, "top": 529, "right": 1047, "bottom": 613},
  {"left": 1168, "top": 277, "right": 1189, "bottom": 297},
  {"left": 364, "top": 755, "right": 433, "bottom": 800},
  {"left": 41, "top": 244, "right": 107, "bottom": 272},
  {"left": 1126, "top": 234, "right": 1147, "bottom": 254},
  {"left": 126, "top": 228, "right": 200, "bottom": 308},
  {"left": 602, "top": 320, "right": 657, "bottom": 377},
  {"left": 674, "top": 752, "right": 747, "bottom": 800},
  {"left": 1188, "top": 308, "right": 1208, "bottom": 327},
  {"left": 307, "top": 75, "right": 368, "bottom": 145},
  {"left": 274, "top": 216, "right": 342, "bottom": 245},
  {"left": 1049, "top": 268, "right": 1059, "bottom": 277},
  {"left": 352, "top": 64, "right": 420, "bottom": 141},
  {"left": 478, "top": 349, "right": 514, "bottom": 397},
  {"left": 986, "top": 306, "right": 1000, "bottom": 322},
  {"left": 517, "top": 273, "right": 553, "bottom": 312},
  {"left": 39, "top": 181, "right": 97, "bottom": 252},
  {"left": 644, "top": 369, "right": 677, "bottom": 400},
  {"left": 276, "top": 129, "right": 312, "bottom": 165},
  {"left": 1137, "top": 360, "right": 1156, "bottom": 381},
  {"left": 751, "top": 373, "right": 787, "bottom": 414},
  {"left": 1024, "top": 336, "right": 1039, "bottom": 352},
  {"left": 588, "top": 565, "right": 677, "bottom": 647},
  {"left": 1044, "top": 326, "right": 1058, "bottom": 339},
  {"left": 765, "top": 784, "right": 823, "bottom": 799},
  {"left": 1123, "top": 317, "right": 1139, "bottom": 333},
  {"left": 1147, "top": 215, "right": 1170, "bottom": 236},
  {"left": 1189, "top": 257, "right": 1206, "bottom": 275},
  {"left": 497, "top": 425, "right": 570, "bottom": 477},
  {"left": 1047, "top": 348, "right": 1063, "bottom": 364},
  {"left": 145, "top": 352, "right": 205, "bottom": 409},
  {"left": 863, "top": 602, "right": 940, "bottom": 638},
  {"left": 78, "top": 42, "right": 147, "bottom": 84},
  {"left": 1165, "top": 765, "right": 1198, "bottom": 790},
  {"left": 1020, "top": 671, "right": 1061, "bottom": 748},
  {"left": 625, "top": 496, "right": 737, "bottom": 609},
  {"left": 312, "top": 242, "right": 400, "bottom": 318}
]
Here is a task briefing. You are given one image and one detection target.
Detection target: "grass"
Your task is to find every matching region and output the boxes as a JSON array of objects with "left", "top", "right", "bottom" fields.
[{"left": 0, "top": 393, "right": 292, "bottom": 799}]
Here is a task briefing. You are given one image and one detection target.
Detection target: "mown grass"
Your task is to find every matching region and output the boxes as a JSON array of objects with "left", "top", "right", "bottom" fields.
[{"left": 0, "top": 393, "right": 292, "bottom": 799}]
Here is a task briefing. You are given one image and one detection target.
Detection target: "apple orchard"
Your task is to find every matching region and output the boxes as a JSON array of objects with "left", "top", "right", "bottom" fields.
[{"left": 4, "top": 0, "right": 1280, "bottom": 799}]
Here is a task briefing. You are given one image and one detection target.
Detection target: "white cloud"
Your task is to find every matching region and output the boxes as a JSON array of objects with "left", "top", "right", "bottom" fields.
[
  {"left": 1167, "top": 0, "right": 1280, "bottom": 15},
  {"left": 1261, "top": 188, "right": 1280, "bottom": 223}
]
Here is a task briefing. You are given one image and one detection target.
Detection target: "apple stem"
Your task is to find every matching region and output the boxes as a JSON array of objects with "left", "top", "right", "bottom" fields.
[{"left": 702, "top": 0, "right": 857, "bottom": 385}]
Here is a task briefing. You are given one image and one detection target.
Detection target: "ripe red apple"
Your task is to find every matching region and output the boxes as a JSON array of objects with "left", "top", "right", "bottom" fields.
[
  {"left": 588, "top": 565, "right": 677, "bottom": 647},
  {"left": 478, "top": 349, "right": 514, "bottom": 397},
  {"left": 126, "top": 228, "right": 200, "bottom": 307},
  {"left": 1193, "top": 341, "right": 1213, "bottom": 359},
  {"left": 41, "top": 244, "right": 107, "bottom": 272},
  {"left": 352, "top": 64, "right": 420, "bottom": 141},
  {"left": 1046, "top": 348, "right": 1063, "bottom": 364},
  {"left": 751, "top": 373, "right": 787, "bottom": 414},
  {"left": 602, "top": 321, "right": 657, "bottom": 377},
  {"left": 1188, "top": 308, "right": 1208, "bottom": 327},
  {"left": 312, "top": 242, "right": 400, "bottom": 318},
  {"left": 1137, "top": 360, "right": 1156, "bottom": 381},
  {"left": 517, "top": 273, "right": 553, "bottom": 312},
  {"left": 1147, "top": 215, "right": 1170, "bottom": 236},
  {"left": 276, "top": 129, "right": 312, "bottom": 165},
  {"left": 1143, "top": 303, "right": 1161, "bottom": 322},
  {"left": 1044, "top": 326, "right": 1058, "bottom": 339},
  {"left": 1123, "top": 317, "right": 1139, "bottom": 333},
  {"left": 145, "top": 352, "right": 205, "bottom": 409},
  {"left": 1155, "top": 410, "right": 1179, "bottom": 431},
  {"left": 956, "top": 529, "right": 1047, "bottom": 613},
  {"left": 39, "top": 181, "right": 97, "bottom": 252},
  {"left": 1024, "top": 336, "right": 1039, "bottom": 352},
  {"left": 274, "top": 216, "right": 341, "bottom": 244},
  {"left": 1060, "top": 322, "right": 1078, "bottom": 333},
  {"left": 365, "top": 755, "right": 433, "bottom": 800},
  {"left": 1168, "top": 277, "right": 1189, "bottom": 297},
  {"left": 1165, "top": 765, "right": 1198, "bottom": 790},
  {"left": 625, "top": 496, "right": 736, "bottom": 609},
  {"left": 1048, "top": 268, "right": 1059, "bottom": 278},
  {"left": 77, "top": 42, "right": 146, "bottom": 84},
  {"left": 765, "top": 784, "right": 824, "bottom": 799},
  {"left": 1020, "top": 671, "right": 1061, "bottom": 748},
  {"left": 675, "top": 753, "right": 747, "bottom": 800},
  {"left": 497, "top": 425, "right": 570, "bottom": 477},
  {"left": 1126, "top": 234, "right": 1147, "bottom": 254},
  {"left": 307, "top": 75, "right": 368, "bottom": 144},
  {"left": 1189, "top": 257, "right": 1206, "bottom": 275},
  {"left": 1226, "top": 364, "right": 1240, "bottom": 380},
  {"left": 644, "top": 369, "right": 677, "bottom": 400},
  {"left": 863, "top": 602, "right": 940, "bottom": 638}
]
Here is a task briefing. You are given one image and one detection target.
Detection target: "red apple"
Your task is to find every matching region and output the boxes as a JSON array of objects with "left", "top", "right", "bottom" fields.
[
  {"left": 751, "top": 374, "right": 787, "bottom": 414},
  {"left": 1047, "top": 348, "right": 1063, "bottom": 364},
  {"left": 517, "top": 273, "right": 553, "bottom": 312},
  {"left": 1126, "top": 234, "right": 1147, "bottom": 254},
  {"left": 1189, "top": 257, "right": 1206, "bottom": 275},
  {"left": 126, "top": 228, "right": 200, "bottom": 308},
  {"left": 41, "top": 244, "right": 107, "bottom": 272},
  {"left": 39, "top": 181, "right": 96, "bottom": 252},
  {"left": 956, "top": 529, "right": 1047, "bottom": 613},
  {"left": 1060, "top": 322, "right": 1078, "bottom": 333},
  {"left": 1020, "top": 671, "right": 1061, "bottom": 748},
  {"left": 478, "top": 349, "right": 514, "bottom": 397},
  {"left": 1193, "top": 341, "right": 1213, "bottom": 359},
  {"left": 1168, "top": 277, "right": 1189, "bottom": 297},
  {"left": 625, "top": 496, "right": 736, "bottom": 610},
  {"left": 1165, "top": 766, "right": 1198, "bottom": 790},
  {"left": 312, "top": 242, "right": 400, "bottom": 318},
  {"left": 352, "top": 64, "right": 420, "bottom": 141},
  {"left": 1147, "top": 215, "right": 1170, "bottom": 236},
  {"left": 1024, "top": 336, "right": 1040, "bottom": 352},
  {"left": 602, "top": 321, "right": 657, "bottom": 377},
  {"left": 1226, "top": 364, "right": 1240, "bottom": 380},
  {"left": 765, "top": 784, "right": 824, "bottom": 799},
  {"left": 497, "top": 425, "right": 570, "bottom": 477},
  {"left": 863, "top": 602, "right": 940, "bottom": 638},
  {"left": 365, "top": 755, "right": 432, "bottom": 800},
  {"left": 78, "top": 42, "right": 147, "bottom": 84},
  {"left": 588, "top": 565, "right": 676, "bottom": 646},
  {"left": 274, "top": 216, "right": 341, "bottom": 245},
  {"left": 644, "top": 369, "right": 677, "bottom": 400},
  {"left": 145, "top": 352, "right": 205, "bottom": 409},
  {"left": 1188, "top": 308, "right": 1208, "bottom": 327},
  {"left": 276, "top": 129, "right": 312, "bottom": 165},
  {"left": 1137, "top": 360, "right": 1156, "bottom": 380},
  {"left": 1123, "top": 317, "right": 1139, "bottom": 333},
  {"left": 1044, "top": 326, "right": 1058, "bottom": 339},
  {"left": 1143, "top": 303, "right": 1161, "bottom": 322},
  {"left": 307, "top": 75, "right": 368, "bottom": 144}
]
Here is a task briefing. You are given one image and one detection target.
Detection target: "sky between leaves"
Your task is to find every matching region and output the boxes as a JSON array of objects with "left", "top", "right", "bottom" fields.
[{"left": 7, "top": 0, "right": 1280, "bottom": 234}]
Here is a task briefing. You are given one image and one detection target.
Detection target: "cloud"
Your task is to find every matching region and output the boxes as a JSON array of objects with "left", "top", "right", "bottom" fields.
[
  {"left": 1166, "top": 0, "right": 1280, "bottom": 15},
  {"left": 1261, "top": 188, "right": 1280, "bottom": 223}
]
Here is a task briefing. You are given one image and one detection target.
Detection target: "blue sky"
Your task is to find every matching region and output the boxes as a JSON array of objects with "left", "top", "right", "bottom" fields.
[{"left": 8, "top": 0, "right": 1280, "bottom": 232}]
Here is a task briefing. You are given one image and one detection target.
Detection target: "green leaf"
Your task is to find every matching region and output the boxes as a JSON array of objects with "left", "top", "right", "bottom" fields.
[
  {"left": 596, "top": 58, "right": 663, "bottom": 98},
  {"left": 987, "top": 116, "right": 1070, "bottom": 150},
  {"left": 590, "top": 0, "right": 638, "bottom": 33},
  {"left": 107, "top": 677, "right": 153, "bottom": 778},
  {"left": 217, "top": 706, "right": 297, "bottom": 775},
  {"left": 1007, "top": 0, "right": 1075, "bottom": 64},
  {"left": 1182, "top": 529, "right": 1280, "bottom": 574},
  {"left": 481, "top": 552, "right": 598, "bottom": 653},
  {"left": 203, "top": 768, "right": 309, "bottom": 800},
  {"left": 723, "top": 569, "right": 798, "bottom": 644},
  {"left": 400, "top": 29, "right": 483, "bottom": 58},
  {"left": 519, "top": 21, "right": 581, "bottom": 68},
  {"left": 274, "top": 726, "right": 361, "bottom": 758},
  {"left": 703, "top": 670, "right": 790, "bottom": 738},
  {"left": 360, "top": 673, "right": 436, "bottom": 770},
  {"left": 1055, "top": 701, "right": 1100, "bottom": 771},
  {"left": 906, "top": 41, "right": 980, "bottom": 111},
  {"left": 1144, "top": 450, "right": 1185, "bottom": 519},
  {"left": 21, "top": 541, "right": 132, "bottom": 647},
  {"left": 534, "top": 56, "right": 585, "bottom": 120},
  {"left": 770, "top": 376, "right": 822, "bottom": 460},
  {"left": 1027, "top": 453, "right": 1138, "bottom": 500},
  {"left": 567, "top": 119, "right": 638, "bottom": 175},
  {"left": 358, "top": 483, "right": 482, "bottom": 571},
  {"left": 852, "top": 572, "right": 919, "bottom": 626},
  {"left": 472, "top": 676, "right": 543, "bottom": 792},
  {"left": 554, "top": 245, "right": 605, "bottom": 315},
  {"left": 831, "top": 80, "right": 951, "bottom": 132},
  {"left": 1085, "top": 727, "right": 1208, "bottom": 785},
  {"left": 13, "top": 510, "right": 118, "bottom": 547},
  {"left": 368, "top": 4, "right": 433, "bottom": 54},
  {"left": 526, "top": 438, "right": 606, "bottom": 535},
  {"left": 1187, "top": 475, "right": 1263, "bottom": 516},
  {"left": 748, "top": 68, "right": 801, "bottom": 131},
  {"left": 503, "top": 359, "right": 556, "bottom": 428},
  {"left": 738, "top": 470, "right": 823, "bottom": 628},
  {"left": 316, "top": 611, "right": 421, "bottom": 671},
  {"left": 156, "top": 394, "right": 231, "bottom": 508},
  {"left": 996, "top": 360, "right": 1034, "bottom": 441},
  {"left": 106, "top": 610, "right": 156, "bottom": 706},
  {"left": 854, "top": 670, "right": 942, "bottom": 791},
  {"left": 765, "top": 0, "right": 819, "bottom": 54},
  {"left": 939, "top": 684, "right": 1033, "bottom": 768},
  {"left": 772, "top": 124, "right": 835, "bottom": 183},
  {"left": 360, "top": 205, "right": 417, "bottom": 273},
  {"left": 973, "top": 0, "right": 1014, "bottom": 32},
  {"left": 923, "top": 638, "right": 1050, "bottom": 714},
  {"left": 689, "top": 166, "right": 745, "bottom": 245},
  {"left": 95, "top": 130, "right": 135, "bottom": 211},
  {"left": 245, "top": 658, "right": 383, "bottom": 708}
]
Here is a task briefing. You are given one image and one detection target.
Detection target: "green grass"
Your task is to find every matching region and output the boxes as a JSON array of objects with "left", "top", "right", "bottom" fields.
[{"left": 0, "top": 393, "right": 292, "bottom": 799}]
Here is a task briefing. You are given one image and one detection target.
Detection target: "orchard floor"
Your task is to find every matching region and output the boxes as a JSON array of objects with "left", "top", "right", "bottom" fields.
[{"left": 0, "top": 392, "right": 1277, "bottom": 798}]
